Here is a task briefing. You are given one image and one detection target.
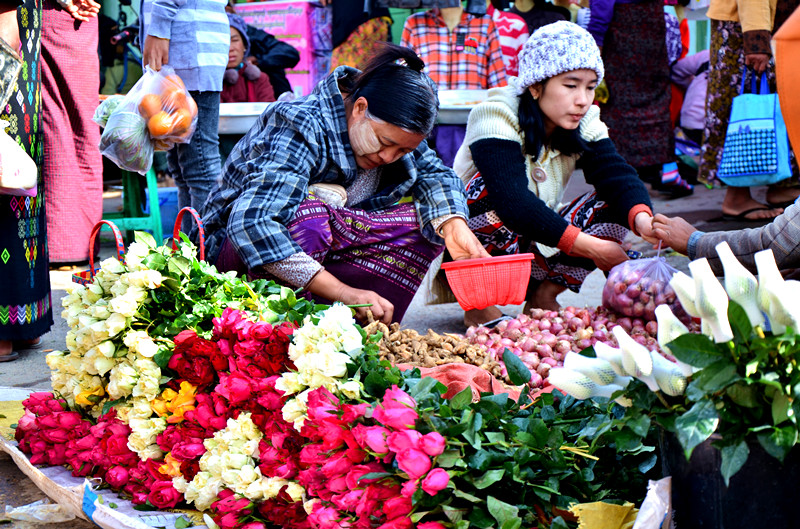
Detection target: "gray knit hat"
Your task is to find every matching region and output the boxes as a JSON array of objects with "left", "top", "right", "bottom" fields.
[{"left": 516, "top": 21, "right": 604, "bottom": 95}]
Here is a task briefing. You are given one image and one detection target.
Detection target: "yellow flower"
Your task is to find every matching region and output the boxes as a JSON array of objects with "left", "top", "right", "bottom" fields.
[
  {"left": 152, "top": 381, "right": 197, "bottom": 423},
  {"left": 159, "top": 452, "right": 184, "bottom": 478},
  {"left": 75, "top": 385, "right": 106, "bottom": 406}
]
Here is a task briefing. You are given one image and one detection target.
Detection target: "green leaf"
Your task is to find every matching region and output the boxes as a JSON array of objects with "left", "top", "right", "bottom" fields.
[
  {"left": 359, "top": 472, "right": 392, "bottom": 481},
  {"left": 453, "top": 488, "right": 484, "bottom": 503},
  {"left": 143, "top": 252, "right": 168, "bottom": 271},
  {"left": 472, "top": 469, "right": 505, "bottom": 489},
  {"left": 726, "top": 383, "right": 760, "bottom": 408},
  {"left": 410, "top": 512, "right": 430, "bottom": 523},
  {"left": 437, "top": 449, "right": 462, "bottom": 468},
  {"left": 134, "top": 231, "right": 157, "bottom": 247},
  {"left": 487, "top": 496, "right": 520, "bottom": 528},
  {"left": 667, "top": 333, "right": 725, "bottom": 368},
  {"left": 503, "top": 349, "right": 532, "bottom": 385},
  {"left": 756, "top": 425, "right": 798, "bottom": 462},
  {"left": 686, "top": 362, "right": 739, "bottom": 399},
  {"left": 675, "top": 400, "right": 719, "bottom": 459},
  {"left": 443, "top": 505, "right": 470, "bottom": 522},
  {"left": 772, "top": 392, "right": 791, "bottom": 425},
  {"left": 449, "top": 387, "right": 473, "bottom": 410},
  {"left": 409, "top": 376, "right": 441, "bottom": 400},
  {"left": 174, "top": 516, "right": 192, "bottom": 529},
  {"left": 728, "top": 301, "right": 754, "bottom": 343},
  {"left": 468, "top": 507, "right": 495, "bottom": 529},
  {"left": 101, "top": 398, "right": 125, "bottom": 416},
  {"left": 153, "top": 347, "right": 173, "bottom": 370},
  {"left": 167, "top": 256, "right": 192, "bottom": 277},
  {"left": 720, "top": 440, "right": 749, "bottom": 486},
  {"left": 550, "top": 517, "right": 571, "bottom": 529}
]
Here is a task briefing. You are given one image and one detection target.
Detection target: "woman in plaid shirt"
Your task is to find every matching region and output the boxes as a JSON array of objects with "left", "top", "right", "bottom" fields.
[{"left": 202, "top": 45, "right": 489, "bottom": 324}]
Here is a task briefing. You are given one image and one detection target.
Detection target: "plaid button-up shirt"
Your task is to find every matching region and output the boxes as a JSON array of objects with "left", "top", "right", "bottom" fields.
[
  {"left": 201, "top": 66, "right": 469, "bottom": 268},
  {"left": 400, "top": 9, "right": 507, "bottom": 90}
]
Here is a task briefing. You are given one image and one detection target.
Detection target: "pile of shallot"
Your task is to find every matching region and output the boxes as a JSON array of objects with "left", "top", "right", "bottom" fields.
[{"left": 465, "top": 306, "right": 698, "bottom": 388}]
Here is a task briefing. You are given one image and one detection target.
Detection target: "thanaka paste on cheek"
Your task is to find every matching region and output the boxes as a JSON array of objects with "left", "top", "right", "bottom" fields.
[{"left": 349, "top": 119, "right": 381, "bottom": 156}]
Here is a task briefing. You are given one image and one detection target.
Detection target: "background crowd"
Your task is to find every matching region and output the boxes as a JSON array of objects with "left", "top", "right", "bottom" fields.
[{"left": 1, "top": 0, "right": 798, "bottom": 361}]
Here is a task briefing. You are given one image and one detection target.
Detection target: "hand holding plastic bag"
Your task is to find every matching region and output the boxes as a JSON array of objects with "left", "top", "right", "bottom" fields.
[
  {"left": 602, "top": 250, "right": 690, "bottom": 324},
  {"left": 99, "top": 66, "right": 198, "bottom": 174}
]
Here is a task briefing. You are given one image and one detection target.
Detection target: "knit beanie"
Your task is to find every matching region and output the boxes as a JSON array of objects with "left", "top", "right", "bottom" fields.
[
  {"left": 227, "top": 13, "right": 251, "bottom": 57},
  {"left": 516, "top": 21, "right": 604, "bottom": 95}
]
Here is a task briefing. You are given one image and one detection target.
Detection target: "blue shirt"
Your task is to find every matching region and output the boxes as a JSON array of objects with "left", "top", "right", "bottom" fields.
[
  {"left": 140, "top": 0, "right": 229, "bottom": 92},
  {"left": 200, "top": 66, "right": 469, "bottom": 269}
]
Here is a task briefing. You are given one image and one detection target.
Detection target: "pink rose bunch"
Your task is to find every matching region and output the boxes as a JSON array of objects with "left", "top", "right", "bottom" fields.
[
  {"left": 15, "top": 393, "right": 89, "bottom": 467},
  {"left": 293, "top": 386, "right": 451, "bottom": 529}
]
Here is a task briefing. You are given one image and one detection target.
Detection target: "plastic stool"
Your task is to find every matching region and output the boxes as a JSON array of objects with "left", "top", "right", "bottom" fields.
[{"left": 103, "top": 168, "right": 163, "bottom": 243}]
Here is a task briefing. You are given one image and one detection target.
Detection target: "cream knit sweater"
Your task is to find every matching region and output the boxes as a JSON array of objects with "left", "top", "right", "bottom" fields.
[{"left": 453, "top": 77, "right": 610, "bottom": 256}]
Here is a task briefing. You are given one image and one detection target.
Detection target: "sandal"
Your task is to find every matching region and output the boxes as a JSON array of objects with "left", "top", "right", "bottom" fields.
[{"left": 0, "top": 351, "right": 19, "bottom": 362}]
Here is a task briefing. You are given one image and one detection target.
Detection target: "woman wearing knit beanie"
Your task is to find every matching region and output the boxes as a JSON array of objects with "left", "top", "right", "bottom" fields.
[
  {"left": 221, "top": 13, "right": 275, "bottom": 103},
  {"left": 453, "top": 21, "right": 657, "bottom": 326}
]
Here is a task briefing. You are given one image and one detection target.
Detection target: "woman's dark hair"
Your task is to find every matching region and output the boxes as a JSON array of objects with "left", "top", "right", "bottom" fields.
[
  {"left": 342, "top": 43, "right": 439, "bottom": 136},
  {"left": 518, "top": 87, "right": 590, "bottom": 161}
]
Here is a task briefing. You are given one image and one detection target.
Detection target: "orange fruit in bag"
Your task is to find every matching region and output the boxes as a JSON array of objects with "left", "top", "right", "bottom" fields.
[
  {"left": 170, "top": 108, "right": 193, "bottom": 136},
  {"left": 148, "top": 111, "right": 173, "bottom": 138},
  {"left": 161, "top": 85, "right": 187, "bottom": 112},
  {"left": 166, "top": 74, "right": 186, "bottom": 91},
  {"left": 138, "top": 93, "right": 162, "bottom": 119}
]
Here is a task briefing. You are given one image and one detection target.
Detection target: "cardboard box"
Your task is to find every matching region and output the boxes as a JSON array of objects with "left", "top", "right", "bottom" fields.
[{"left": 237, "top": 1, "right": 332, "bottom": 96}]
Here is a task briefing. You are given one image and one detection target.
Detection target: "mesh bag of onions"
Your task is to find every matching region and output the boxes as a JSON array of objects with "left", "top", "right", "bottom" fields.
[{"left": 602, "top": 254, "right": 691, "bottom": 324}]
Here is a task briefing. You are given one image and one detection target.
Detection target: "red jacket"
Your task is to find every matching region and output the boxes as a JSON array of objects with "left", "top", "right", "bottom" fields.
[{"left": 221, "top": 73, "right": 275, "bottom": 103}]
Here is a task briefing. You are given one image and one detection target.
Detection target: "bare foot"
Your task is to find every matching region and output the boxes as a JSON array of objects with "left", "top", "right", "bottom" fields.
[
  {"left": 0, "top": 340, "right": 16, "bottom": 361},
  {"left": 524, "top": 280, "right": 566, "bottom": 312},
  {"left": 722, "top": 187, "right": 783, "bottom": 220},
  {"left": 766, "top": 186, "right": 800, "bottom": 207},
  {"left": 464, "top": 306, "right": 503, "bottom": 328}
]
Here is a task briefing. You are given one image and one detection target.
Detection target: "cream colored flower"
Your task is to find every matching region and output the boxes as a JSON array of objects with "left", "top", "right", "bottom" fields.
[
  {"left": 107, "top": 360, "right": 139, "bottom": 400},
  {"left": 338, "top": 379, "right": 362, "bottom": 400},
  {"left": 126, "top": 270, "right": 163, "bottom": 289},
  {"left": 105, "top": 312, "right": 129, "bottom": 338}
]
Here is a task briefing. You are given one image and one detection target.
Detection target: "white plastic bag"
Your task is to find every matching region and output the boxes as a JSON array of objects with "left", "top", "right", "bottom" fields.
[
  {"left": 0, "top": 119, "right": 37, "bottom": 196},
  {"left": 100, "top": 66, "right": 198, "bottom": 174},
  {"left": 3, "top": 498, "right": 76, "bottom": 523}
]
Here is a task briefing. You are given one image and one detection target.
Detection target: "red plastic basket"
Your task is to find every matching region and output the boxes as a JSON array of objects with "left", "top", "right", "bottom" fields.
[{"left": 441, "top": 253, "right": 534, "bottom": 311}]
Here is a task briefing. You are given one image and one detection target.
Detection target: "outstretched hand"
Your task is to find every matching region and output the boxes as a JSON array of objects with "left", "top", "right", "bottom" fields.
[{"left": 650, "top": 213, "right": 696, "bottom": 255}]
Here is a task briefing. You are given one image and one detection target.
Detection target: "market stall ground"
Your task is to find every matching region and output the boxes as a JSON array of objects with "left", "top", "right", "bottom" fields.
[{"left": 0, "top": 176, "right": 769, "bottom": 526}]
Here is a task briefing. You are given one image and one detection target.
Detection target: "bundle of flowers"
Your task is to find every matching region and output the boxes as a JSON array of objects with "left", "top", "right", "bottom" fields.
[{"left": 14, "top": 233, "right": 657, "bottom": 529}]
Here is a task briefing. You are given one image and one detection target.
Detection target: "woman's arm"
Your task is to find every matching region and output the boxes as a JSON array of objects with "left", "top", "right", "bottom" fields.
[{"left": 470, "top": 138, "right": 578, "bottom": 251}]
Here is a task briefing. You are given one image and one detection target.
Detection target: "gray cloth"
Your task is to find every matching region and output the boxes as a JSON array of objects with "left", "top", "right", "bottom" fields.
[{"left": 693, "top": 201, "right": 800, "bottom": 274}]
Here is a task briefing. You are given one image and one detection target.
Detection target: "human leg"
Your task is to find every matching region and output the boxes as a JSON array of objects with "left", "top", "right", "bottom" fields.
[
  {"left": 722, "top": 187, "right": 783, "bottom": 220},
  {"left": 169, "top": 91, "right": 222, "bottom": 233}
]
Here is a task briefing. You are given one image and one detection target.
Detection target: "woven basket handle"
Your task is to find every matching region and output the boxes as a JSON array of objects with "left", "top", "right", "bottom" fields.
[
  {"left": 172, "top": 207, "right": 205, "bottom": 261},
  {"left": 88, "top": 220, "right": 125, "bottom": 279}
]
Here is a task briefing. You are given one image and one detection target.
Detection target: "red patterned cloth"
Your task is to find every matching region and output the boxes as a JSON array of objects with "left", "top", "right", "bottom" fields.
[
  {"left": 398, "top": 363, "right": 521, "bottom": 400},
  {"left": 400, "top": 9, "right": 507, "bottom": 90},
  {"left": 41, "top": 0, "right": 103, "bottom": 263},
  {"left": 488, "top": 5, "right": 529, "bottom": 77}
]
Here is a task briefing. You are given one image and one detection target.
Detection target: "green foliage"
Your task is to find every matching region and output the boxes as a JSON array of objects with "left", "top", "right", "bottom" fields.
[
  {"left": 618, "top": 301, "right": 800, "bottom": 485},
  {"left": 386, "top": 369, "right": 656, "bottom": 529}
]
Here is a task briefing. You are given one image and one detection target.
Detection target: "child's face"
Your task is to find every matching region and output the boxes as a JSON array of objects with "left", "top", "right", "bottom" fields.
[
  {"left": 530, "top": 69, "right": 598, "bottom": 137},
  {"left": 228, "top": 28, "right": 246, "bottom": 69}
]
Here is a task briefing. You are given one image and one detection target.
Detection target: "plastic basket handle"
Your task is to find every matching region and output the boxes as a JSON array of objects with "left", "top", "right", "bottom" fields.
[
  {"left": 172, "top": 206, "right": 205, "bottom": 261},
  {"left": 88, "top": 220, "right": 125, "bottom": 279}
]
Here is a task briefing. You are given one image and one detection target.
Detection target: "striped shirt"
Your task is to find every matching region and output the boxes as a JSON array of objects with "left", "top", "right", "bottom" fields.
[
  {"left": 200, "top": 66, "right": 469, "bottom": 268},
  {"left": 140, "top": 0, "right": 229, "bottom": 92},
  {"left": 400, "top": 10, "right": 507, "bottom": 90},
  {"left": 488, "top": 5, "right": 529, "bottom": 77}
]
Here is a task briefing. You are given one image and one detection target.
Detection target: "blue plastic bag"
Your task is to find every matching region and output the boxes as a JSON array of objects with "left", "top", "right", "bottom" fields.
[{"left": 718, "top": 71, "right": 792, "bottom": 187}]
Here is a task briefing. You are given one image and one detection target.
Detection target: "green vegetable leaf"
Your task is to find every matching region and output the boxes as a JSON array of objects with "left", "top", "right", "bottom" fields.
[
  {"left": 134, "top": 231, "right": 157, "bottom": 248},
  {"left": 720, "top": 440, "right": 749, "bottom": 485},
  {"left": 437, "top": 449, "right": 462, "bottom": 468},
  {"left": 503, "top": 349, "right": 532, "bottom": 385},
  {"left": 449, "top": 387, "right": 473, "bottom": 410},
  {"left": 167, "top": 256, "right": 192, "bottom": 277},
  {"left": 667, "top": 333, "right": 725, "bottom": 368},
  {"left": 772, "top": 392, "right": 791, "bottom": 425},
  {"left": 174, "top": 516, "right": 192, "bottom": 529},
  {"left": 153, "top": 347, "right": 174, "bottom": 370},
  {"left": 756, "top": 425, "right": 798, "bottom": 462},
  {"left": 726, "top": 383, "right": 760, "bottom": 408},
  {"left": 686, "top": 362, "right": 738, "bottom": 400},
  {"left": 675, "top": 400, "right": 719, "bottom": 459},
  {"left": 728, "top": 301, "right": 754, "bottom": 344}
]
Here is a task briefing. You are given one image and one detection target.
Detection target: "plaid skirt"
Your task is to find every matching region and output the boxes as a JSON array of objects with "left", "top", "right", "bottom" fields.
[
  {"left": 465, "top": 173, "right": 629, "bottom": 293},
  {"left": 215, "top": 198, "right": 443, "bottom": 322}
]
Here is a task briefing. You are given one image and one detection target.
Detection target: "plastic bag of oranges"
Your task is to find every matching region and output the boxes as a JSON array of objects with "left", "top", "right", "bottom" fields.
[{"left": 99, "top": 66, "right": 198, "bottom": 174}]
